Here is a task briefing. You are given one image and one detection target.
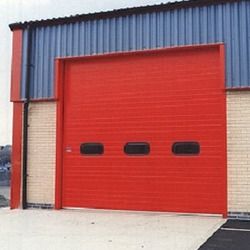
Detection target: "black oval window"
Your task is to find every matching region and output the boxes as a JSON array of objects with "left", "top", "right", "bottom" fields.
[
  {"left": 172, "top": 142, "right": 200, "bottom": 155},
  {"left": 124, "top": 142, "right": 150, "bottom": 155},
  {"left": 80, "top": 143, "right": 104, "bottom": 155}
]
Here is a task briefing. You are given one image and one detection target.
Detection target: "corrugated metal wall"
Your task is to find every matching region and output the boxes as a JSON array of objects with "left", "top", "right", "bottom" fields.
[{"left": 21, "top": 0, "right": 250, "bottom": 99}]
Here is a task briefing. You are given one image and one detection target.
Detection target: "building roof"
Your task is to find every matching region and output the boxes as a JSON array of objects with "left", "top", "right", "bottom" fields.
[{"left": 9, "top": 0, "right": 239, "bottom": 30}]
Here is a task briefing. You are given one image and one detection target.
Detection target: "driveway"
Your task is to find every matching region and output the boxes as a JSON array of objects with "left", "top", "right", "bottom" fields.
[{"left": 0, "top": 209, "right": 224, "bottom": 250}]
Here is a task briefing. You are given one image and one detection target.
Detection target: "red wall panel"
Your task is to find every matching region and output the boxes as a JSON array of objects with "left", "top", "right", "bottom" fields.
[
  {"left": 10, "top": 29, "right": 23, "bottom": 208},
  {"left": 10, "top": 103, "right": 22, "bottom": 209},
  {"left": 10, "top": 30, "right": 22, "bottom": 102}
]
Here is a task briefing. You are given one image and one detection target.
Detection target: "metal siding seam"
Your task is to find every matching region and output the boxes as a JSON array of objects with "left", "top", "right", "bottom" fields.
[
  {"left": 224, "top": 3, "right": 232, "bottom": 87},
  {"left": 151, "top": 12, "right": 157, "bottom": 49},
  {"left": 90, "top": 20, "right": 97, "bottom": 55},
  {"left": 201, "top": 6, "right": 208, "bottom": 44},
  {"left": 217, "top": 5, "right": 224, "bottom": 42},
  {"left": 116, "top": 17, "right": 121, "bottom": 51},
  {"left": 66, "top": 23, "right": 72, "bottom": 57},
  {"left": 55, "top": 25, "right": 61, "bottom": 57},
  {"left": 31, "top": 31, "right": 37, "bottom": 97},
  {"left": 193, "top": 7, "right": 200, "bottom": 44},
  {"left": 49, "top": 26, "right": 56, "bottom": 97},
  {"left": 98, "top": 20, "right": 104, "bottom": 54},
  {"left": 186, "top": 8, "right": 193, "bottom": 45},
  {"left": 72, "top": 23, "right": 77, "bottom": 56},
  {"left": 21, "top": 30, "right": 28, "bottom": 99},
  {"left": 122, "top": 16, "right": 129, "bottom": 51},
  {"left": 28, "top": 32, "right": 34, "bottom": 98},
  {"left": 61, "top": 25, "right": 67, "bottom": 57},
  {"left": 38, "top": 27, "right": 44, "bottom": 98},
  {"left": 84, "top": 21, "right": 88, "bottom": 55},
  {"left": 107, "top": 18, "right": 111, "bottom": 52},
  {"left": 132, "top": 15, "right": 137, "bottom": 50},
  {"left": 106, "top": 18, "right": 111, "bottom": 52},
  {"left": 172, "top": 10, "right": 178, "bottom": 46},
  {"left": 44, "top": 27, "right": 50, "bottom": 97},
  {"left": 165, "top": 11, "right": 171, "bottom": 46},
  {"left": 239, "top": 1, "right": 248, "bottom": 87},
  {"left": 33, "top": 28, "right": 39, "bottom": 98},
  {"left": 135, "top": 15, "right": 140, "bottom": 50},
  {"left": 128, "top": 16, "right": 132, "bottom": 50},
  {"left": 158, "top": 12, "right": 164, "bottom": 48},
  {"left": 211, "top": 5, "right": 216, "bottom": 42},
  {"left": 79, "top": 22, "right": 85, "bottom": 55},
  {"left": 115, "top": 18, "right": 119, "bottom": 52},
  {"left": 144, "top": 13, "right": 150, "bottom": 49},
  {"left": 103, "top": 20, "right": 109, "bottom": 53},
  {"left": 178, "top": 9, "right": 185, "bottom": 46},
  {"left": 87, "top": 21, "right": 91, "bottom": 54},
  {"left": 111, "top": 18, "right": 117, "bottom": 52},
  {"left": 95, "top": 20, "right": 99, "bottom": 54},
  {"left": 232, "top": 2, "right": 240, "bottom": 87}
]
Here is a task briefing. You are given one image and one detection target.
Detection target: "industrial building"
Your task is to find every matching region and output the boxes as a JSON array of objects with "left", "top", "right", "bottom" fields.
[{"left": 9, "top": 0, "right": 250, "bottom": 219}]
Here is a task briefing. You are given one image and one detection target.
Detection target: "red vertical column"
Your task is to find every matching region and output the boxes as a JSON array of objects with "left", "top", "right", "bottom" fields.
[{"left": 10, "top": 29, "right": 23, "bottom": 209}]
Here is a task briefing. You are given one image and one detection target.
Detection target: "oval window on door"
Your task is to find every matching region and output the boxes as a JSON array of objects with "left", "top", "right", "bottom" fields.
[
  {"left": 172, "top": 142, "right": 200, "bottom": 155},
  {"left": 80, "top": 143, "right": 104, "bottom": 155},
  {"left": 124, "top": 142, "right": 150, "bottom": 155}
]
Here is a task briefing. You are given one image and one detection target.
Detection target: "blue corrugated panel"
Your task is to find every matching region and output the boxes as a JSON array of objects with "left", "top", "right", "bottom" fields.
[{"left": 21, "top": 0, "right": 250, "bottom": 99}]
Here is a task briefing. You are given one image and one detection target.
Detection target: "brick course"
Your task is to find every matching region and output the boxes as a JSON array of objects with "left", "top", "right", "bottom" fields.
[
  {"left": 227, "top": 91, "right": 250, "bottom": 213},
  {"left": 27, "top": 102, "right": 56, "bottom": 204}
]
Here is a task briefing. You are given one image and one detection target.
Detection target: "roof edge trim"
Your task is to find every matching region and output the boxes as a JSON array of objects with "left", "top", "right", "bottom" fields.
[{"left": 9, "top": 0, "right": 240, "bottom": 31}]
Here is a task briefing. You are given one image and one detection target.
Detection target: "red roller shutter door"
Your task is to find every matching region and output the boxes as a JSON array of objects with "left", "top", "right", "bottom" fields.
[{"left": 59, "top": 45, "right": 227, "bottom": 215}]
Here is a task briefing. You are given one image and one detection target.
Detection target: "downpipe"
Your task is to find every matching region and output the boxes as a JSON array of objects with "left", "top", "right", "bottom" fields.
[{"left": 22, "top": 25, "right": 33, "bottom": 209}]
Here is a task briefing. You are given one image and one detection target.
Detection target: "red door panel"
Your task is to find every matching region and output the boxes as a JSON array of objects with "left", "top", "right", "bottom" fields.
[{"left": 61, "top": 46, "right": 226, "bottom": 215}]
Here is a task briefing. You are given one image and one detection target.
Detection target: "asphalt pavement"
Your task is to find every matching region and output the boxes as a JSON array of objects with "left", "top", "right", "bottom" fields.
[{"left": 199, "top": 220, "right": 250, "bottom": 250}]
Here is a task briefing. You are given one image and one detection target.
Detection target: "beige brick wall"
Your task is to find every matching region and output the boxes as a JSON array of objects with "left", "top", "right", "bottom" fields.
[
  {"left": 26, "top": 93, "right": 250, "bottom": 213},
  {"left": 27, "top": 102, "right": 56, "bottom": 204},
  {"left": 227, "top": 91, "right": 250, "bottom": 213}
]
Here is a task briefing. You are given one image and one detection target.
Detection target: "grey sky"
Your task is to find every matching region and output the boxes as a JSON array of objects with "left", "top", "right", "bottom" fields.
[{"left": 0, "top": 0, "right": 176, "bottom": 145}]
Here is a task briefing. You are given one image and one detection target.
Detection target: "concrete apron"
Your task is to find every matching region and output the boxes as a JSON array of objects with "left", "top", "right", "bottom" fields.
[{"left": 0, "top": 209, "right": 225, "bottom": 250}]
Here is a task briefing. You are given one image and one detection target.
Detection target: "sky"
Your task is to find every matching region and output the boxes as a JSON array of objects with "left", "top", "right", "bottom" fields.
[{"left": 0, "top": 0, "right": 177, "bottom": 145}]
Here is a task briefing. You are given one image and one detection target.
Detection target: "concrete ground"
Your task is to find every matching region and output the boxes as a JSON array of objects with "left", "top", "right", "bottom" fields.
[{"left": 0, "top": 209, "right": 224, "bottom": 250}]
